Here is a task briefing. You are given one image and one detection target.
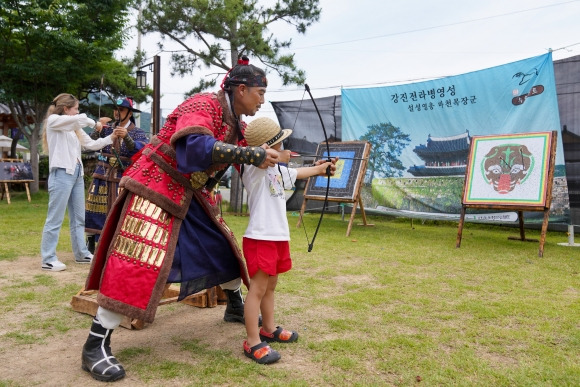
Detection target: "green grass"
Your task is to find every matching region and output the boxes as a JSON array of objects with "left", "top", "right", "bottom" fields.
[
  {"left": 0, "top": 190, "right": 579, "bottom": 386},
  {"left": 0, "top": 190, "right": 52, "bottom": 260}
]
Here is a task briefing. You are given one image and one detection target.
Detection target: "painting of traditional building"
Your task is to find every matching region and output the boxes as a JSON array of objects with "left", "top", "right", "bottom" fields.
[{"left": 407, "top": 131, "right": 470, "bottom": 177}]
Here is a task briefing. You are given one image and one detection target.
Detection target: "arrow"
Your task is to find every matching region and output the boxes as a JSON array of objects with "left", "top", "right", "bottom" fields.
[{"left": 290, "top": 152, "right": 368, "bottom": 161}]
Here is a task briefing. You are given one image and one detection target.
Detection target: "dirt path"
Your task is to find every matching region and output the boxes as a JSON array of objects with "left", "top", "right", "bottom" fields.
[{"left": 0, "top": 254, "right": 283, "bottom": 386}]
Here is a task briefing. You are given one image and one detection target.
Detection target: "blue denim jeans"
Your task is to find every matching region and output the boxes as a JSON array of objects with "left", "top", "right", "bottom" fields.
[{"left": 41, "top": 164, "right": 90, "bottom": 263}]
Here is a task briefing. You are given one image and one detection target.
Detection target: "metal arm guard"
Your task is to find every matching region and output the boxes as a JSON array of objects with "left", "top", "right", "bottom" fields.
[
  {"left": 123, "top": 134, "right": 136, "bottom": 151},
  {"left": 211, "top": 141, "right": 266, "bottom": 167}
]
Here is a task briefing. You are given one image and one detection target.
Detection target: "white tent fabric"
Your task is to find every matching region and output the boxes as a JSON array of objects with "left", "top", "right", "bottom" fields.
[{"left": 0, "top": 134, "right": 29, "bottom": 152}]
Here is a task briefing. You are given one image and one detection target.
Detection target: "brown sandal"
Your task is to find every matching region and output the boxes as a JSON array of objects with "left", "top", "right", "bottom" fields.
[{"left": 243, "top": 341, "right": 281, "bottom": 364}]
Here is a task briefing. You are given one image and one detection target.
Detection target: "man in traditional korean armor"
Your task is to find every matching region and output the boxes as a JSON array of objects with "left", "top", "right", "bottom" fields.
[
  {"left": 80, "top": 56, "right": 280, "bottom": 382},
  {"left": 85, "top": 97, "right": 149, "bottom": 255}
]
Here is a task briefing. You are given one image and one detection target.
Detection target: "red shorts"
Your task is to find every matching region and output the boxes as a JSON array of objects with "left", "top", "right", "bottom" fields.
[{"left": 242, "top": 237, "right": 292, "bottom": 278}]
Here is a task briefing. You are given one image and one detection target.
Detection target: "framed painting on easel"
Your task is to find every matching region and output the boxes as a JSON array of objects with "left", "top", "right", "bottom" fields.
[
  {"left": 456, "top": 131, "right": 557, "bottom": 257},
  {"left": 297, "top": 141, "right": 372, "bottom": 236}
]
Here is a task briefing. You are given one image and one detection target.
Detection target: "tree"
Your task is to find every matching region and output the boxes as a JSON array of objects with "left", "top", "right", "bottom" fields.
[
  {"left": 0, "top": 0, "right": 147, "bottom": 193},
  {"left": 137, "top": 0, "right": 321, "bottom": 210},
  {"left": 138, "top": 0, "right": 321, "bottom": 93},
  {"left": 360, "top": 122, "right": 411, "bottom": 182}
]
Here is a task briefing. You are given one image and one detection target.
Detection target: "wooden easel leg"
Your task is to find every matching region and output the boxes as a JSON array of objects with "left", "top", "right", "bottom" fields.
[
  {"left": 353, "top": 197, "right": 374, "bottom": 235},
  {"left": 346, "top": 200, "right": 357, "bottom": 236},
  {"left": 3, "top": 182, "right": 10, "bottom": 204},
  {"left": 509, "top": 212, "right": 539, "bottom": 243},
  {"left": 358, "top": 197, "right": 368, "bottom": 226},
  {"left": 456, "top": 206, "right": 466, "bottom": 248},
  {"left": 25, "top": 182, "right": 31, "bottom": 202},
  {"left": 538, "top": 209, "right": 550, "bottom": 257},
  {"left": 296, "top": 198, "right": 307, "bottom": 228},
  {"left": 518, "top": 211, "right": 526, "bottom": 241}
]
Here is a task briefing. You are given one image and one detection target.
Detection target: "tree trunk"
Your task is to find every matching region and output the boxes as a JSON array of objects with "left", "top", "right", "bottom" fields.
[
  {"left": 229, "top": 167, "right": 245, "bottom": 214},
  {"left": 10, "top": 138, "right": 18, "bottom": 158},
  {"left": 23, "top": 123, "right": 41, "bottom": 193},
  {"left": 28, "top": 125, "right": 41, "bottom": 193}
]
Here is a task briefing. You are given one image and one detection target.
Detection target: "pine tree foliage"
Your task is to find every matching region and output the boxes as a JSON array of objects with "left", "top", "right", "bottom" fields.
[
  {"left": 0, "top": 0, "right": 145, "bottom": 192},
  {"left": 137, "top": 0, "right": 321, "bottom": 93}
]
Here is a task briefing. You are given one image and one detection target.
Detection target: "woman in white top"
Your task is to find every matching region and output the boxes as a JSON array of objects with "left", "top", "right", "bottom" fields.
[{"left": 40, "top": 93, "right": 119, "bottom": 271}]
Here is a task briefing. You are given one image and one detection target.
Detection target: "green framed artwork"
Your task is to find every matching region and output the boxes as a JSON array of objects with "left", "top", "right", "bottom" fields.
[
  {"left": 462, "top": 131, "right": 554, "bottom": 208},
  {"left": 457, "top": 131, "right": 557, "bottom": 257}
]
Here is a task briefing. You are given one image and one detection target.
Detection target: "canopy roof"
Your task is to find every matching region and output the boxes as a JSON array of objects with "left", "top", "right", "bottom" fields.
[{"left": 0, "top": 134, "right": 29, "bottom": 153}]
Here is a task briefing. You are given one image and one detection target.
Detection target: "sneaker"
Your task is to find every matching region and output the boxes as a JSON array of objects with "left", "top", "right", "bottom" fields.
[
  {"left": 75, "top": 253, "right": 93, "bottom": 264},
  {"left": 42, "top": 260, "right": 67, "bottom": 271}
]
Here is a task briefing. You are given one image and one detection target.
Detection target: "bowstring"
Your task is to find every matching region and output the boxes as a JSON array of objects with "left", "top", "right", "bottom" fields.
[
  {"left": 98, "top": 77, "right": 126, "bottom": 176},
  {"left": 288, "top": 89, "right": 315, "bottom": 247},
  {"left": 304, "top": 84, "right": 332, "bottom": 252},
  {"left": 279, "top": 159, "right": 312, "bottom": 246}
]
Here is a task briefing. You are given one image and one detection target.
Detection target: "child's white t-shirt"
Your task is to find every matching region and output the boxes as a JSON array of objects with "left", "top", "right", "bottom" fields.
[{"left": 242, "top": 164, "right": 298, "bottom": 241}]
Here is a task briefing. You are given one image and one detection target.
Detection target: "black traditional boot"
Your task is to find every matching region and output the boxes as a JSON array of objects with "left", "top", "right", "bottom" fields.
[
  {"left": 87, "top": 235, "right": 96, "bottom": 254},
  {"left": 81, "top": 318, "right": 125, "bottom": 382},
  {"left": 223, "top": 287, "right": 262, "bottom": 325},
  {"left": 223, "top": 288, "right": 245, "bottom": 323}
]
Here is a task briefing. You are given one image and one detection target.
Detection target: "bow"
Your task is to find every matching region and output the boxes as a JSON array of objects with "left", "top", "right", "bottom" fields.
[
  {"left": 98, "top": 74, "right": 104, "bottom": 118},
  {"left": 97, "top": 76, "right": 125, "bottom": 170},
  {"left": 303, "top": 84, "right": 332, "bottom": 252}
]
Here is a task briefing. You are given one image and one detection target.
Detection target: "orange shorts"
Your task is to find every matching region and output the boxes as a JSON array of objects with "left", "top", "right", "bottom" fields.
[{"left": 242, "top": 237, "right": 292, "bottom": 278}]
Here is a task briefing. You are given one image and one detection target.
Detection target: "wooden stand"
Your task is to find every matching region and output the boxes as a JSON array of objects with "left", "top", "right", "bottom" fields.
[
  {"left": 0, "top": 180, "right": 32, "bottom": 204},
  {"left": 456, "top": 131, "right": 557, "bottom": 257},
  {"left": 70, "top": 285, "right": 227, "bottom": 330},
  {"left": 0, "top": 158, "right": 33, "bottom": 204},
  {"left": 297, "top": 195, "right": 373, "bottom": 236}
]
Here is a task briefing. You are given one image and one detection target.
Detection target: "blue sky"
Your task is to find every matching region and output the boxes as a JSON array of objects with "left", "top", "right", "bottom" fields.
[{"left": 119, "top": 0, "right": 580, "bottom": 122}]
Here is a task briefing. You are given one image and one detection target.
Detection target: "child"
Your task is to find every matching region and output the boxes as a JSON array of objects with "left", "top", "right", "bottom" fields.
[{"left": 241, "top": 117, "right": 335, "bottom": 364}]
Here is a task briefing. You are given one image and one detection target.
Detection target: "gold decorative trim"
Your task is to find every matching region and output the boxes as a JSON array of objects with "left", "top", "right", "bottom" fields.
[
  {"left": 111, "top": 196, "right": 171, "bottom": 268},
  {"left": 190, "top": 171, "right": 209, "bottom": 190}
]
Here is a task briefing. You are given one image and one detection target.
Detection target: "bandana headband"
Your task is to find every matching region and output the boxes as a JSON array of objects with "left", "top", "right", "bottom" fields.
[
  {"left": 220, "top": 56, "right": 267, "bottom": 90},
  {"left": 227, "top": 74, "right": 268, "bottom": 88}
]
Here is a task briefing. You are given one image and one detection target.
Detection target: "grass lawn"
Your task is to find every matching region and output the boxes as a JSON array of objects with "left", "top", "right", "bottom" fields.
[{"left": 0, "top": 189, "right": 579, "bottom": 386}]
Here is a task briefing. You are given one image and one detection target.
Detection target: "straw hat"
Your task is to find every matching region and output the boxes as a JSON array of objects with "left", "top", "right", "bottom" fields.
[{"left": 245, "top": 117, "right": 292, "bottom": 147}]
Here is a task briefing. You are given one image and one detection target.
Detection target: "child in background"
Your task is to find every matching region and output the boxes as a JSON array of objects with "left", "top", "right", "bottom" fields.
[{"left": 241, "top": 117, "right": 336, "bottom": 364}]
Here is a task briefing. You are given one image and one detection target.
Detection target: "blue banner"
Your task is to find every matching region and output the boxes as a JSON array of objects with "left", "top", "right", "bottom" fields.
[
  {"left": 341, "top": 53, "right": 568, "bottom": 220},
  {"left": 343, "top": 53, "right": 563, "bottom": 172}
]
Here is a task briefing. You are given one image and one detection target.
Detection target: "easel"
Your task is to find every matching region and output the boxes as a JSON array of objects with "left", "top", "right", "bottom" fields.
[
  {"left": 0, "top": 158, "right": 32, "bottom": 204},
  {"left": 456, "top": 131, "right": 558, "bottom": 257},
  {"left": 298, "top": 190, "right": 373, "bottom": 236},
  {"left": 296, "top": 141, "right": 374, "bottom": 236},
  {"left": 0, "top": 180, "right": 32, "bottom": 204},
  {"left": 70, "top": 285, "right": 226, "bottom": 330}
]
